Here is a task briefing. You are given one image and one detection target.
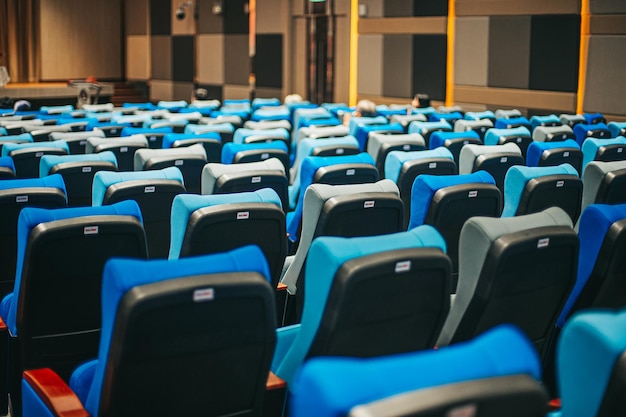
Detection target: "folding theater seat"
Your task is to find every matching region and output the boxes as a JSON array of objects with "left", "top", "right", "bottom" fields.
[
  {"left": 409, "top": 171, "right": 501, "bottom": 291},
  {"left": 495, "top": 109, "right": 522, "bottom": 119},
  {"left": 281, "top": 180, "right": 404, "bottom": 321},
  {"left": 120, "top": 126, "right": 172, "bottom": 149},
  {"left": 1, "top": 120, "right": 44, "bottom": 136},
  {"left": 274, "top": 226, "right": 451, "bottom": 388},
  {"left": 347, "top": 115, "right": 388, "bottom": 137},
  {"left": 252, "top": 97, "right": 282, "bottom": 111},
  {"left": 530, "top": 114, "right": 562, "bottom": 130},
  {"left": 494, "top": 116, "right": 531, "bottom": 131},
  {"left": 2, "top": 140, "right": 69, "bottom": 179},
  {"left": 222, "top": 141, "right": 290, "bottom": 173},
  {"left": 429, "top": 130, "right": 482, "bottom": 166},
  {"left": 155, "top": 99, "right": 188, "bottom": 111},
  {"left": 162, "top": 131, "right": 222, "bottom": 163},
  {"left": 89, "top": 122, "right": 129, "bottom": 138},
  {"left": 557, "top": 204, "right": 626, "bottom": 328},
  {"left": 583, "top": 112, "right": 607, "bottom": 125},
  {"left": 454, "top": 118, "right": 493, "bottom": 140},
  {"left": 0, "top": 175, "right": 67, "bottom": 300},
  {"left": 92, "top": 167, "right": 186, "bottom": 259},
  {"left": 21, "top": 246, "right": 278, "bottom": 417},
  {"left": 389, "top": 113, "right": 427, "bottom": 132},
  {"left": 352, "top": 121, "right": 404, "bottom": 152},
  {"left": 428, "top": 112, "right": 463, "bottom": 127},
  {"left": 436, "top": 207, "right": 578, "bottom": 363},
  {"left": 526, "top": 140, "right": 582, "bottom": 175},
  {"left": 385, "top": 148, "right": 456, "bottom": 228},
  {"left": 376, "top": 107, "right": 408, "bottom": 120},
  {"left": 39, "top": 152, "right": 118, "bottom": 207},
  {"left": 244, "top": 119, "right": 292, "bottom": 132},
  {"left": 581, "top": 160, "right": 626, "bottom": 212},
  {"left": 23, "top": 125, "right": 72, "bottom": 142},
  {"left": 464, "top": 110, "right": 496, "bottom": 122},
  {"left": 233, "top": 127, "right": 290, "bottom": 149},
  {"left": 290, "top": 325, "right": 547, "bottom": 417},
  {"left": 293, "top": 107, "right": 334, "bottom": 133},
  {"left": 0, "top": 156, "right": 15, "bottom": 179},
  {"left": 0, "top": 201, "right": 147, "bottom": 416},
  {"left": 609, "top": 121, "right": 626, "bottom": 138},
  {"left": 483, "top": 126, "right": 532, "bottom": 157},
  {"left": 49, "top": 130, "right": 106, "bottom": 155},
  {"left": 533, "top": 125, "right": 575, "bottom": 142},
  {"left": 144, "top": 118, "right": 189, "bottom": 134},
  {"left": 581, "top": 136, "right": 626, "bottom": 173},
  {"left": 573, "top": 123, "right": 611, "bottom": 146},
  {"left": 552, "top": 309, "right": 626, "bottom": 417},
  {"left": 251, "top": 106, "right": 291, "bottom": 122},
  {"left": 502, "top": 164, "right": 582, "bottom": 223},
  {"left": 202, "top": 114, "right": 244, "bottom": 129},
  {"left": 459, "top": 142, "right": 524, "bottom": 193},
  {"left": 202, "top": 158, "right": 288, "bottom": 210},
  {"left": 184, "top": 122, "right": 235, "bottom": 143},
  {"left": 291, "top": 136, "right": 361, "bottom": 182},
  {"left": 367, "top": 132, "right": 425, "bottom": 177},
  {"left": 559, "top": 113, "right": 586, "bottom": 128},
  {"left": 0, "top": 133, "right": 33, "bottom": 154},
  {"left": 86, "top": 135, "right": 149, "bottom": 172},
  {"left": 293, "top": 125, "right": 349, "bottom": 151},
  {"left": 321, "top": 102, "right": 351, "bottom": 118},
  {"left": 408, "top": 120, "right": 452, "bottom": 147},
  {"left": 134, "top": 144, "right": 207, "bottom": 194}
]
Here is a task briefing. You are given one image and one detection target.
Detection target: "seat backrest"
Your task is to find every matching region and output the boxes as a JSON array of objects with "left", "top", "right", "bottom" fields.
[
  {"left": 86, "top": 246, "right": 275, "bottom": 417},
  {"left": 558, "top": 204, "right": 626, "bottom": 327},
  {"left": 93, "top": 167, "right": 186, "bottom": 258},
  {"left": 459, "top": 142, "right": 524, "bottom": 192},
  {"left": 134, "top": 144, "right": 207, "bottom": 194},
  {"left": 526, "top": 139, "right": 582, "bottom": 174},
  {"left": 3, "top": 140, "right": 70, "bottom": 179},
  {"left": 367, "top": 132, "right": 426, "bottom": 177},
  {"left": 0, "top": 156, "right": 16, "bottom": 179},
  {"left": 483, "top": 126, "right": 532, "bottom": 157},
  {"left": 353, "top": 122, "right": 404, "bottom": 151},
  {"left": 557, "top": 309, "right": 626, "bottom": 417},
  {"left": 291, "top": 136, "right": 361, "bottom": 182},
  {"left": 0, "top": 175, "right": 67, "bottom": 298},
  {"left": 502, "top": 164, "right": 582, "bottom": 223},
  {"left": 389, "top": 114, "right": 427, "bottom": 130},
  {"left": 169, "top": 188, "right": 286, "bottom": 288},
  {"left": 290, "top": 325, "right": 542, "bottom": 417},
  {"left": 581, "top": 160, "right": 626, "bottom": 213},
  {"left": 494, "top": 116, "right": 531, "bottom": 131},
  {"left": 532, "top": 125, "right": 575, "bottom": 142},
  {"left": 0, "top": 133, "right": 34, "bottom": 155},
  {"left": 464, "top": 110, "right": 496, "bottom": 122},
  {"left": 87, "top": 135, "right": 149, "bottom": 172},
  {"left": 454, "top": 119, "right": 493, "bottom": 139},
  {"left": 573, "top": 123, "right": 611, "bottom": 145},
  {"left": 530, "top": 114, "right": 562, "bottom": 130},
  {"left": 608, "top": 121, "right": 626, "bottom": 138},
  {"left": 430, "top": 130, "right": 482, "bottom": 166},
  {"left": 49, "top": 130, "right": 106, "bottom": 154},
  {"left": 495, "top": 109, "right": 522, "bottom": 119},
  {"left": 437, "top": 207, "right": 578, "bottom": 360},
  {"left": 121, "top": 126, "right": 172, "bottom": 148},
  {"left": 581, "top": 136, "right": 626, "bottom": 173},
  {"left": 276, "top": 227, "right": 450, "bottom": 386},
  {"left": 408, "top": 121, "right": 453, "bottom": 147},
  {"left": 559, "top": 113, "right": 585, "bottom": 128},
  {"left": 40, "top": 152, "right": 118, "bottom": 207},
  {"left": 163, "top": 132, "right": 222, "bottom": 163},
  {"left": 221, "top": 141, "right": 290, "bottom": 173},
  {"left": 9, "top": 201, "right": 148, "bottom": 380},
  {"left": 186, "top": 122, "right": 236, "bottom": 144},
  {"left": 233, "top": 127, "right": 290, "bottom": 147}
]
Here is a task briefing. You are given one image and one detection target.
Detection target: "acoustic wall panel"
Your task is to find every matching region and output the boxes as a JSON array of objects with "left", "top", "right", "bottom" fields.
[
  {"left": 150, "top": 0, "right": 171, "bottom": 35},
  {"left": 384, "top": 0, "right": 414, "bottom": 17},
  {"left": 590, "top": 0, "right": 626, "bottom": 14},
  {"left": 126, "top": 0, "right": 149, "bottom": 36},
  {"left": 382, "top": 35, "right": 413, "bottom": 98},
  {"left": 126, "top": 36, "right": 150, "bottom": 80},
  {"left": 413, "top": 0, "right": 448, "bottom": 17},
  {"left": 487, "top": 16, "right": 531, "bottom": 89},
  {"left": 196, "top": 35, "right": 224, "bottom": 84},
  {"left": 256, "top": 34, "right": 283, "bottom": 89},
  {"left": 172, "top": 36, "right": 195, "bottom": 83},
  {"left": 196, "top": 0, "right": 223, "bottom": 34},
  {"left": 584, "top": 36, "right": 626, "bottom": 115},
  {"left": 223, "top": 0, "right": 249, "bottom": 34},
  {"left": 151, "top": 36, "right": 172, "bottom": 80},
  {"left": 224, "top": 35, "right": 249, "bottom": 85},
  {"left": 455, "top": 17, "right": 489, "bottom": 87},
  {"left": 412, "top": 34, "right": 447, "bottom": 101},
  {"left": 358, "top": 35, "right": 384, "bottom": 96}
]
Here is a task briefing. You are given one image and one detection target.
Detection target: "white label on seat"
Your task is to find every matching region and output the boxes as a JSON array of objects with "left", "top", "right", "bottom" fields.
[
  {"left": 563, "top": 151, "right": 570, "bottom": 157},
  {"left": 468, "top": 190, "right": 478, "bottom": 198},
  {"left": 463, "top": 140, "right": 469, "bottom": 145},
  {"left": 516, "top": 137, "right": 523, "bottom": 143},
  {"left": 80, "top": 140, "right": 87, "bottom": 145},
  {"left": 35, "top": 152, "right": 44, "bottom": 157},
  {"left": 251, "top": 176, "right": 261, "bottom": 183},
  {"left": 82, "top": 167, "right": 92, "bottom": 173},
  {"left": 149, "top": 136, "right": 157, "bottom": 142},
  {"left": 403, "top": 144, "right": 411, "bottom": 151},
  {"left": 175, "top": 159, "right": 184, "bottom": 166},
  {"left": 556, "top": 180, "right": 564, "bottom": 187},
  {"left": 447, "top": 404, "right": 477, "bottom": 417},
  {"left": 237, "top": 211, "right": 250, "bottom": 220},
  {"left": 261, "top": 153, "right": 270, "bottom": 159},
  {"left": 364, "top": 200, "right": 375, "bottom": 208},
  {"left": 16, "top": 195, "right": 28, "bottom": 203},
  {"left": 336, "top": 148, "right": 345, "bottom": 154},
  {"left": 500, "top": 157, "right": 508, "bottom": 163},
  {"left": 111, "top": 129, "right": 119, "bottom": 135},
  {"left": 619, "top": 148, "right": 624, "bottom": 153},
  {"left": 562, "top": 134, "right": 567, "bottom": 140},
  {"left": 144, "top": 186, "right": 156, "bottom": 193},
  {"left": 84, "top": 226, "right": 99, "bottom": 235},
  {"left": 537, "top": 238, "right": 550, "bottom": 248},
  {"left": 429, "top": 162, "right": 437, "bottom": 169},
  {"left": 193, "top": 288, "right": 214, "bottom": 302},
  {"left": 346, "top": 169, "right": 356, "bottom": 176},
  {"left": 395, "top": 260, "right": 411, "bottom": 273},
  {"left": 120, "top": 147, "right": 128, "bottom": 153}
]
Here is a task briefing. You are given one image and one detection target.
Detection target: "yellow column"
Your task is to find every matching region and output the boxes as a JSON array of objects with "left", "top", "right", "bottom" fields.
[
  {"left": 576, "top": 0, "right": 590, "bottom": 114},
  {"left": 349, "top": 0, "right": 359, "bottom": 106},
  {"left": 445, "top": 0, "right": 456, "bottom": 107}
]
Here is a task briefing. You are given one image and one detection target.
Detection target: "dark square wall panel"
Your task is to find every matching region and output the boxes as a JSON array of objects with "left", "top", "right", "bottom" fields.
[
  {"left": 150, "top": 0, "right": 171, "bottom": 35},
  {"left": 172, "top": 36, "right": 195, "bottom": 83},
  {"left": 413, "top": 0, "right": 448, "bottom": 17},
  {"left": 488, "top": 16, "right": 531, "bottom": 89},
  {"left": 529, "top": 15, "right": 580, "bottom": 93},
  {"left": 224, "top": 0, "right": 249, "bottom": 34},
  {"left": 411, "top": 34, "right": 447, "bottom": 101},
  {"left": 255, "top": 34, "right": 283, "bottom": 89}
]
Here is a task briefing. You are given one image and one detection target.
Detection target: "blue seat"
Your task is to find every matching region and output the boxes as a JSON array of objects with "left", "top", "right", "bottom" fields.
[
  {"left": 453, "top": 119, "right": 493, "bottom": 140},
  {"left": 484, "top": 126, "right": 532, "bottom": 156},
  {"left": 553, "top": 309, "right": 626, "bottom": 417},
  {"left": 428, "top": 111, "right": 463, "bottom": 126},
  {"left": 348, "top": 115, "right": 388, "bottom": 137},
  {"left": 526, "top": 139, "right": 582, "bottom": 174},
  {"left": 120, "top": 126, "right": 173, "bottom": 148},
  {"left": 291, "top": 136, "right": 360, "bottom": 183},
  {"left": 0, "top": 156, "right": 15, "bottom": 179},
  {"left": 0, "top": 133, "right": 33, "bottom": 154},
  {"left": 464, "top": 110, "right": 496, "bottom": 122},
  {"left": 2, "top": 140, "right": 70, "bottom": 179},
  {"left": 252, "top": 106, "right": 291, "bottom": 122},
  {"left": 93, "top": 167, "right": 186, "bottom": 258},
  {"left": 581, "top": 136, "right": 626, "bottom": 173},
  {"left": 21, "top": 245, "right": 276, "bottom": 417},
  {"left": 293, "top": 107, "right": 330, "bottom": 132},
  {"left": 494, "top": 116, "right": 531, "bottom": 131},
  {"left": 290, "top": 325, "right": 542, "bottom": 417},
  {"left": 0, "top": 201, "right": 147, "bottom": 416},
  {"left": 502, "top": 164, "right": 582, "bottom": 222},
  {"left": 156, "top": 99, "right": 188, "bottom": 111},
  {"left": 430, "top": 130, "right": 481, "bottom": 166},
  {"left": 573, "top": 123, "right": 611, "bottom": 146},
  {"left": 583, "top": 112, "right": 606, "bottom": 125},
  {"left": 581, "top": 160, "right": 626, "bottom": 213},
  {"left": 252, "top": 97, "right": 281, "bottom": 111},
  {"left": 530, "top": 114, "right": 562, "bottom": 130},
  {"left": 353, "top": 122, "right": 404, "bottom": 151},
  {"left": 408, "top": 120, "right": 452, "bottom": 147},
  {"left": 608, "top": 121, "right": 626, "bottom": 138},
  {"left": 161, "top": 131, "right": 222, "bottom": 163},
  {"left": 274, "top": 226, "right": 450, "bottom": 387}
]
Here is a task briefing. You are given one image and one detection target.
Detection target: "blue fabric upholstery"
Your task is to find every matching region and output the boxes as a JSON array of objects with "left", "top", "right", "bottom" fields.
[
  {"left": 223, "top": 98, "right": 250, "bottom": 106},
  {"left": 384, "top": 147, "right": 454, "bottom": 184},
  {"left": 430, "top": 130, "right": 480, "bottom": 150},
  {"left": 0, "top": 156, "right": 15, "bottom": 172},
  {"left": 251, "top": 97, "right": 281, "bottom": 111},
  {"left": 353, "top": 122, "right": 403, "bottom": 151},
  {"left": 408, "top": 171, "right": 496, "bottom": 229},
  {"left": 409, "top": 106, "right": 436, "bottom": 117},
  {"left": 464, "top": 110, "right": 496, "bottom": 121},
  {"left": 428, "top": 111, "right": 463, "bottom": 124},
  {"left": 321, "top": 103, "right": 352, "bottom": 117},
  {"left": 501, "top": 164, "right": 579, "bottom": 217},
  {"left": 161, "top": 132, "right": 222, "bottom": 149},
  {"left": 573, "top": 123, "right": 611, "bottom": 145},
  {"left": 293, "top": 108, "right": 330, "bottom": 132},
  {"left": 221, "top": 141, "right": 289, "bottom": 164},
  {"left": 290, "top": 324, "right": 540, "bottom": 417},
  {"left": 39, "top": 105, "right": 74, "bottom": 115},
  {"left": 233, "top": 127, "right": 290, "bottom": 144},
  {"left": 168, "top": 188, "right": 282, "bottom": 259},
  {"left": 92, "top": 166, "right": 184, "bottom": 206},
  {"left": 0, "top": 127, "right": 7, "bottom": 136},
  {"left": 530, "top": 114, "right": 561, "bottom": 130},
  {"left": 557, "top": 204, "right": 626, "bottom": 326},
  {"left": 376, "top": 108, "right": 406, "bottom": 119},
  {"left": 348, "top": 116, "right": 388, "bottom": 137},
  {"left": 72, "top": 245, "right": 270, "bottom": 416},
  {"left": 608, "top": 122, "right": 626, "bottom": 138},
  {"left": 582, "top": 136, "right": 626, "bottom": 172},
  {"left": 526, "top": 139, "right": 580, "bottom": 167},
  {"left": 494, "top": 116, "right": 531, "bottom": 130},
  {"left": 556, "top": 309, "right": 626, "bottom": 417},
  {"left": 0, "top": 133, "right": 33, "bottom": 145},
  {"left": 483, "top": 126, "right": 531, "bottom": 146},
  {"left": 156, "top": 100, "right": 188, "bottom": 110},
  {"left": 184, "top": 123, "right": 235, "bottom": 136},
  {"left": 1, "top": 140, "right": 69, "bottom": 158},
  {"left": 287, "top": 152, "right": 375, "bottom": 236},
  {"left": 0, "top": 173, "right": 66, "bottom": 195},
  {"left": 0, "top": 200, "right": 143, "bottom": 336},
  {"left": 273, "top": 226, "right": 447, "bottom": 387},
  {"left": 291, "top": 136, "right": 359, "bottom": 179},
  {"left": 39, "top": 151, "right": 117, "bottom": 177},
  {"left": 407, "top": 120, "right": 452, "bottom": 138},
  {"left": 120, "top": 126, "right": 172, "bottom": 137},
  {"left": 583, "top": 112, "right": 605, "bottom": 125},
  {"left": 210, "top": 109, "right": 251, "bottom": 119},
  {"left": 251, "top": 106, "right": 290, "bottom": 122}
]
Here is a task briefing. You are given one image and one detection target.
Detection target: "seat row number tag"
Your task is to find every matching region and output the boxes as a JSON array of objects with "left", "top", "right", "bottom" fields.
[
  {"left": 120, "top": 147, "right": 128, "bottom": 153},
  {"left": 175, "top": 159, "right": 184, "bottom": 166},
  {"left": 537, "top": 238, "right": 550, "bottom": 248},
  {"left": 346, "top": 169, "right": 355, "bottom": 176},
  {"left": 395, "top": 260, "right": 411, "bottom": 273},
  {"left": 145, "top": 186, "right": 156, "bottom": 193},
  {"left": 429, "top": 162, "right": 437, "bottom": 169},
  {"left": 468, "top": 190, "right": 478, "bottom": 198},
  {"left": 563, "top": 151, "right": 570, "bottom": 157},
  {"left": 84, "top": 226, "right": 99, "bottom": 235},
  {"left": 16, "top": 195, "right": 28, "bottom": 203},
  {"left": 556, "top": 180, "right": 564, "bottom": 187},
  {"left": 194, "top": 288, "right": 214, "bottom": 302},
  {"left": 252, "top": 176, "right": 261, "bottom": 183},
  {"left": 364, "top": 200, "right": 375, "bottom": 208},
  {"left": 237, "top": 211, "right": 250, "bottom": 220},
  {"left": 500, "top": 157, "right": 508, "bottom": 163},
  {"left": 82, "top": 167, "right": 92, "bottom": 173}
]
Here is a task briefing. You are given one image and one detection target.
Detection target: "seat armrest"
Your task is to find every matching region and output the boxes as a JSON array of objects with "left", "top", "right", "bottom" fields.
[
  {"left": 272, "top": 324, "right": 301, "bottom": 372},
  {"left": 264, "top": 372, "right": 287, "bottom": 417},
  {"left": 267, "top": 372, "right": 286, "bottom": 391},
  {"left": 23, "top": 368, "right": 90, "bottom": 417}
]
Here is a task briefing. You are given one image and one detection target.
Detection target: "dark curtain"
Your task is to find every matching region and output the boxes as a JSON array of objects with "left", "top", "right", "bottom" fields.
[{"left": 0, "top": 0, "right": 40, "bottom": 83}]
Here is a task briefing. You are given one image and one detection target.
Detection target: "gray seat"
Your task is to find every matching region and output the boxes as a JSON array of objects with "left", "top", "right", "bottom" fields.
[
  {"left": 86, "top": 134, "right": 149, "bottom": 172},
  {"left": 459, "top": 142, "right": 524, "bottom": 193},
  {"left": 367, "top": 132, "right": 425, "bottom": 177},
  {"left": 581, "top": 160, "right": 626, "bottom": 215},
  {"left": 532, "top": 125, "right": 575, "bottom": 142}
]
